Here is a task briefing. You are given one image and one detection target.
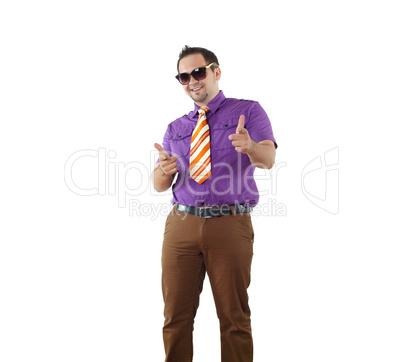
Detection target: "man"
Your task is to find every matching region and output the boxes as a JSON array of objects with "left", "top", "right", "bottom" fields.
[{"left": 151, "top": 46, "right": 278, "bottom": 362}]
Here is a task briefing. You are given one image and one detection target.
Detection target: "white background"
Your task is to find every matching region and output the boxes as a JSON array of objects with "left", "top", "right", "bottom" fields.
[{"left": 1, "top": 0, "right": 401, "bottom": 361}]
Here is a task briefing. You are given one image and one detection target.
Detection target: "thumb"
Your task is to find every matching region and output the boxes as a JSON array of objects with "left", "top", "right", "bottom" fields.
[
  {"left": 236, "top": 115, "right": 246, "bottom": 134},
  {"left": 154, "top": 142, "right": 169, "bottom": 160}
]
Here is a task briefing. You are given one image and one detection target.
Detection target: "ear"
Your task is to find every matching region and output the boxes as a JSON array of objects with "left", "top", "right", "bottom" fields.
[{"left": 215, "top": 67, "right": 221, "bottom": 81}]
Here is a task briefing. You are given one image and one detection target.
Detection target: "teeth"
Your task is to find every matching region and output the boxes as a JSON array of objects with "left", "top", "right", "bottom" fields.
[{"left": 192, "top": 87, "right": 201, "bottom": 91}]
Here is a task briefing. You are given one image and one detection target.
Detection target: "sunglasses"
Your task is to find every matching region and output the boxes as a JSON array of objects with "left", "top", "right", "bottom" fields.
[{"left": 175, "top": 62, "right": 219, "bottom": 85}]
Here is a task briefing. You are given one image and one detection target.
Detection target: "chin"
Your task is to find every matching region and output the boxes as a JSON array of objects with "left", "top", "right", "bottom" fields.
[{"left": 192, "top": 92, "right": 208, "bottom": 103}]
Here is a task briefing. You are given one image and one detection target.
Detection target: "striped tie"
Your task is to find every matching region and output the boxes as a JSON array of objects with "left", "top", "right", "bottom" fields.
[{"left": 189, "top": 106, "right": 211, "bottom": 184}]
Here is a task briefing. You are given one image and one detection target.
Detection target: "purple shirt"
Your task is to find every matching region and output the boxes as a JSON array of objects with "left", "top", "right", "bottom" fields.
[{"left": 158, "top": 90, "right": 278, "bottom": 207}]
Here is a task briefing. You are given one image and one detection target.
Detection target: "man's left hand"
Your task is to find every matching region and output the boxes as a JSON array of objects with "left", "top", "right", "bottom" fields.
[{"left": 228, "top": 115, "right": 255, "bottom": 154}]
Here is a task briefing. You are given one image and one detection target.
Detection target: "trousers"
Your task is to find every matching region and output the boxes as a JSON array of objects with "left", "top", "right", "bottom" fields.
[{"left": 161, "top": 204, "right": 254, "bottom": 362}]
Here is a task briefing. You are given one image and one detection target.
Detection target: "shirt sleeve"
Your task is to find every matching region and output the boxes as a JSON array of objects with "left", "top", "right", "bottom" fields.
[
  {"left": 246, "top": 102, "right": 278, "bottom": 149},
  {"left": 156, "top": 123, "right": 172, "bottom": 164}
]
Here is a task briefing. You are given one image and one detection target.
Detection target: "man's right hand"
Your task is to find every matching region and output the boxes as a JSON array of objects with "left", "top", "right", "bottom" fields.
[{"left": 154, "top": 143, "right": 178, "bottom": 176}]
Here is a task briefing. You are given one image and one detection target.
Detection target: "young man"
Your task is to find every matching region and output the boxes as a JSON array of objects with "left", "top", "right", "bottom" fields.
[{"left": 151, "top": 46, "right": 278, "bottom": 362}]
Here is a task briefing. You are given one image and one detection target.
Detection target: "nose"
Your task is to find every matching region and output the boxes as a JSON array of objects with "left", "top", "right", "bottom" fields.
[{"left": 188, "top": 74, "right": 198, "bottom": 85}]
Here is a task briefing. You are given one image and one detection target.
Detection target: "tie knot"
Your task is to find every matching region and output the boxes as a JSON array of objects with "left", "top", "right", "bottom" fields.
[{"left": 198, "top": 106, "right": 209, "bottom": 115}]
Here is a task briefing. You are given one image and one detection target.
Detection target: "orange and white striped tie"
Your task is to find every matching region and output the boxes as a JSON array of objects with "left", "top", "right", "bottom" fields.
[{"left": 189, "top": 106, "right": 211, "bottom": 184}]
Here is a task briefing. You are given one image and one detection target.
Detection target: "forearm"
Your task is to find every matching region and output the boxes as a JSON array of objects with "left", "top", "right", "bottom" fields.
[
  {"left": 151, "top": 164, "right": 174, "bottom": 192},
  {"left": 247, "top": 140, "right": 276, "bottom": 169}
]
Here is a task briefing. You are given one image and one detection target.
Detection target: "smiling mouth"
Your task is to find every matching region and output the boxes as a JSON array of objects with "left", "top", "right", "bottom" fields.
[{"left": 191, "top": 86, "right": 203, "bottom": 92}]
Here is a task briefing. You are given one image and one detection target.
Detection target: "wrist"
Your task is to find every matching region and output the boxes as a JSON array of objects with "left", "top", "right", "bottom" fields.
[{"left": 246, "top": 138, "right": 257, "bottom": 155}]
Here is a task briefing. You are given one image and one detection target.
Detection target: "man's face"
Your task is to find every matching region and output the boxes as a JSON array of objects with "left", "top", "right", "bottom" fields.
[{"left": 178, "top": 53, "right": 221, "bottom": 107}]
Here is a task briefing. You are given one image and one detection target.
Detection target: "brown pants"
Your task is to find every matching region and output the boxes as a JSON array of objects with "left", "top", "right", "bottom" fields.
[{"left": 162, "top": 204, "right": 254, "bottom": 362}]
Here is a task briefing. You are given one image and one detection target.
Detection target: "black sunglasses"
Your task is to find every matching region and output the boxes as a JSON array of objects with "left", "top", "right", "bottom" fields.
[{"left": 175, "top": 62, "right": 219, "bottom": 85}]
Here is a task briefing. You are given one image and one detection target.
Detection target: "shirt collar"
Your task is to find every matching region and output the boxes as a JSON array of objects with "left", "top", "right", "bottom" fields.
[{"left": 189, "top": 90, "right": 226, "bottom": 120}]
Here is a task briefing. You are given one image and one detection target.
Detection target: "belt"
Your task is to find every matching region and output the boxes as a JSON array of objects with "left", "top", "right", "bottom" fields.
[{"left": 174, "top": 203, "right": 253, "bottom": 218}]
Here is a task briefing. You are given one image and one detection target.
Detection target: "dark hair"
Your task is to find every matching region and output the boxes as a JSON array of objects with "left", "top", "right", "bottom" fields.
[{"left": 177, "top": 45, "right": 219, "bottom": 73}]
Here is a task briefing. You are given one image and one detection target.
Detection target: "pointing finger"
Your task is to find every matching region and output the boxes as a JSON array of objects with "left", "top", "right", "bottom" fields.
[
  {"left": 236, "top": 115, "right": 245, "bottom": 134},
  {"left": 154, "top": 142, "right": 164, "bottom": 152},
  {"left": 154, "top": 142, "right": 169, "bottom": 160}
]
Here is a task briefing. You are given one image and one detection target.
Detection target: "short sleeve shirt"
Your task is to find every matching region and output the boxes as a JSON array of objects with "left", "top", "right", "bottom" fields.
[{"left": 158, "top": 90, "right": 278, "bottom": 207}]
